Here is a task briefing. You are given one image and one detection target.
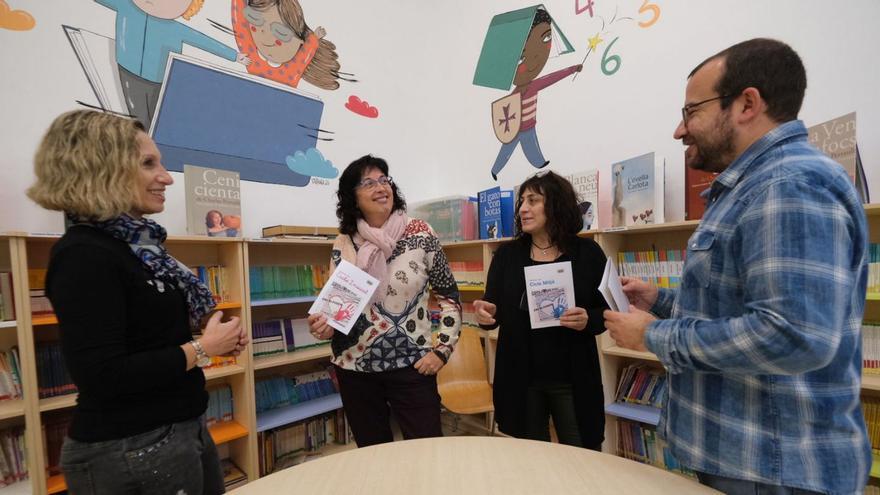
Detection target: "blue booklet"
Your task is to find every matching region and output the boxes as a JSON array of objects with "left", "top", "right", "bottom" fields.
[{"left": 478, "top": 186, "right": 502, "bottom": 239}]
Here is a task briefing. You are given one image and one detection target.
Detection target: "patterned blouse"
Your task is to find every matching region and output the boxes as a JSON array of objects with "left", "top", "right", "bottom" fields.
[{"left": 329, "top": 219, "right": 461, "bottom": 372}]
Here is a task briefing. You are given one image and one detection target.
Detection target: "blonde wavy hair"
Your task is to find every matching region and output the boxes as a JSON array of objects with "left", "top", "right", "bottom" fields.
[
  {"left": 181, "top": 0, "right": 205, "bottom": 20},
  {"left": 27, "top": 110, "right": 144, "bottom": 221},
  {"left": 249, "top": 0, "right": 342, "bottom": 90}
]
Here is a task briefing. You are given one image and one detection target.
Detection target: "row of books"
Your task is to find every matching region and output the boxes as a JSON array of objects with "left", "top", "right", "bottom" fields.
[
  {"left": 249, "top": 265, "right": 329, "bottom": 301},
  {"left": 861, "top": 396, "right": 880, "bottom": 452},
  {"left": 862, "top": 322, "right": 880, "bottom": 374},
  {"left": 257, "top": 409, "right": 351, "bottom": 476},
  {"left": 0, "top": 273, "right": 13, "bottom": 321},
  {"left": 868, "top": 244, "right": 880, "bottom": 294},
  {"left": 616, "top": 250, "right": 686, "bottom": 289},
  {"left": 616, "top": 419, "right": 694, "bottom": 477},
  {"left": 252, "top": 318, "right": 322, "bottom": 358},
  {"left": 614, "top": 364, "right": 667, "bottom": 409},
  {"left": 449, "top": 261, "right": 484, "bottom": 289},
  {"left": 0, "top": 348, "right": 22, "bottom": 402},
  {"left": 43, "top": 411, "right": 72, "bottom": 477},
  {"left": 36, "top": 342, "right": 76, "bottom": 400},
  {"left": 195, "top": 265, "right": 231, "bottom": 303},
  {"left": 0, "top": 427, "right": 26, "bottom": 487},
  {"left": 255, "top": 368, "right": 338, "bottom": 414},
  {"left": 206, "top": 385, "right": 234, "bottom": 426}
]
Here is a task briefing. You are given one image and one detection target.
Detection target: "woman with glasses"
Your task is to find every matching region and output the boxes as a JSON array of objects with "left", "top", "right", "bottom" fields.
[
  {"left": 307, "top": 155, "right": 461, "bottom": 446},
  {"left": 474, "top": 171, "right": 609, "bottom": 449}
]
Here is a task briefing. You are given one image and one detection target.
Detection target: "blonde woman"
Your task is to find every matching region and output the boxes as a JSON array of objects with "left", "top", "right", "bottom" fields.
[{"left": 28, "top": 110, "right": 248, "bottom": 494}]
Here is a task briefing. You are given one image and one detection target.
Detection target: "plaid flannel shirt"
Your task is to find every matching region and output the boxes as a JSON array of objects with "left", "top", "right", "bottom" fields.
[{"left": 646, "top": 120, "right": 871, "bottom": 494}]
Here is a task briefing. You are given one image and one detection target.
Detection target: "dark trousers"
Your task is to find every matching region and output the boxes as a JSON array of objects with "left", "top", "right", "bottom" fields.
[
  {"left": 60, "top": 415, "right": 224, "bottom": 495},
  {"left": 696, "top": 472, "right": 823, "bottom": 495},
  {"left": 525, "top": 382, "right": 598, "bottom": 450},
  {"left": 335, "top": 365, "right": 443, "bottom": 447}
]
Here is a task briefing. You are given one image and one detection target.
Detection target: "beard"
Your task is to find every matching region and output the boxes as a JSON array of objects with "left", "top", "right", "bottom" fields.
[{"left": 685, "top": 110, "right": 736, "bottom": 173}]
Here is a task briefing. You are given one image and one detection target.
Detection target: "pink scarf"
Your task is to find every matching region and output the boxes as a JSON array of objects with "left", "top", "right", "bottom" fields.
[{"left": 352, "top": 210, "right": 408, "bottom": 306}]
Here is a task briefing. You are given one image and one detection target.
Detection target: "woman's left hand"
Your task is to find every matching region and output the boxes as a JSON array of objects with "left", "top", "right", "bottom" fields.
[
  {"left": 559, "top": 307, "right": 589, "bottom": 331},
  {"left": 414, "top": 352, "right": 445, "bottom": 375}
]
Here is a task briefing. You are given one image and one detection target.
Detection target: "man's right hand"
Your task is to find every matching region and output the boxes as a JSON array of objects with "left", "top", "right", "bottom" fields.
[
  {"left": 473, "top": 299, "right": 497, "bottom": 326},
  {"left": 620, "top": 277, "right": 658, "bottom": 311}
]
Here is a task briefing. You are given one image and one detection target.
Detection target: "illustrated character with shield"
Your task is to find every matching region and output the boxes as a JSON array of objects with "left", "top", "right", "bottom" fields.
[{"left": 473, "top": 5, "right": 581, "bottom": 180}]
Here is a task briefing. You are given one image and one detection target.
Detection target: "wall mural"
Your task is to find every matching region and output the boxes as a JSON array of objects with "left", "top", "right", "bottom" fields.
[
  {"left": 575, "top": 0, "right": 661, "bottom": 77},
  {"left": 0, "top": 1, "right": 34, "bottom": 31},
  {"left": 63, "top": 0, "right": 373, "bottom": 187},
  {"left": 472, "top": 5, "right": 582, "bottom": 181}
]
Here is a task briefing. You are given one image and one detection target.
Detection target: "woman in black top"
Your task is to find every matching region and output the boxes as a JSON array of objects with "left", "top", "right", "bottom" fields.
[
  {"left": 474, "top": 171, "right": 608, "bottom": 449},
  {"left": 27, "top": 110, "right": 248, "bottom": 494}
]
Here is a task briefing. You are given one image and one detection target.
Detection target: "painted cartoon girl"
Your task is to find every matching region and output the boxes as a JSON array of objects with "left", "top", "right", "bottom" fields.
[
  {"left": 232, "top": 0, "right": 343, "bottom": 90},
  {"left": 473, "top": 6, "right": 581, "bottom": 180}
]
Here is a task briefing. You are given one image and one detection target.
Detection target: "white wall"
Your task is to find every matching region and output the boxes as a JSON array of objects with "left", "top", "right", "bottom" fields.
[{"left": 2, "top": 0, "right": 879, "bottom": 236}]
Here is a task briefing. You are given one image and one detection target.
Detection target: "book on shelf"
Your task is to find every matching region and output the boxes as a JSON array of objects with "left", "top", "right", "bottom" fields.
[
  {"left": 564, "top": 169, "right": 599, "bottom": 231},
  {"left": 184, "top": 165, "right": 242, "bottom": 238},
  {"left": 0, "top": 272, "right": 14, "bottom": 321},
  {"left": 221, "top": 458, "right": 247, "bottom": 488},
  {"left": 683, "top": 168, "right": 718, "bottom": 220},
  {"left": 478, "top": 186, "right": 502, "bottom": 240},
  {"left": 308, "top": 260, "right": 378, "bottom": 335},
  {"left": 807, "top": 112, "right": 869, "bottom": 203},
  {"left": 262, "top": 225, "right": 338, "bottom": 238},
  {"left": 610, "top": 152, "right": 666, "bottom": 227},
  {"left": 206, "top": 384, "right": 234, "bottom": 426}
]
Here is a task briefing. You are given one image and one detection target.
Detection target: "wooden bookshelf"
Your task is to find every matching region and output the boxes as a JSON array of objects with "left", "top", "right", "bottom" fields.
[
  {"left": 253, "top": 345, "right": 332, "bottom": 371},
  {"left": 209, "top": 420, "right": 249, "bottom": 444},
  {"left": 31, "top": 301, "right": 242, "bottom": 327},
  {"left": 0, "top": 400, "right": 25, "bottom": 420}
]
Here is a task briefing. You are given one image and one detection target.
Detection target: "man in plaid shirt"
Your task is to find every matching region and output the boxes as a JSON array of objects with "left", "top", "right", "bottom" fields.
[{"left": 605, "top": 38, "right": 870, "bottom": 494}]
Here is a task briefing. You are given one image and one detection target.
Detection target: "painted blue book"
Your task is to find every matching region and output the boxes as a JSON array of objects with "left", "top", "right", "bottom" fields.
[{"left": 478, "top": 186, "right": 502, "bottom": 239}]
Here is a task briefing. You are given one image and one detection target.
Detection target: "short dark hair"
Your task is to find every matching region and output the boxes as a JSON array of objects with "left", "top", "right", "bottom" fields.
[
  {"left": 515, "top": 171, "right": 582, "bottom": 252},
  {"left": 533, "top": 8, "right": 551, "bottom": 27},
  {"left": 689, "top": 38, "right": 806, "bottom": 123},
  {"left": 335, "top": 155, "right": 406, "bottom": 236}
]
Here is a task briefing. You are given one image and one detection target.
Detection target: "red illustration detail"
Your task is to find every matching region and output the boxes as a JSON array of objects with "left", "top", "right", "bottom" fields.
[{"left": 345, "top": 95, "right": 379, "bottom": 118}]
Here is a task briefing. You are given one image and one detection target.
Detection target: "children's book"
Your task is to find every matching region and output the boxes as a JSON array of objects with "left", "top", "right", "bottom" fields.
[
  {"left": 523, "top": 261, "right": 575, "bottom": 329},
  {"left": 611, "top": 152, "right": 665, "bottom": 228},
  {"left": 184, "top": 165, "right": 242, "bottom": 237},
  {"left": 478, "top": 186, "right": 502, "bottom": 239},
  {"left": 808, "top": 112, "right": 869, "bottom": 203},
  {"left": 565, "top": 169, "right": 600, "bottom": 231},
  {"left": 499, "top": 189, "right": 515, "bottom": 237},
  {"left": 684, "top": 168, "right": 718, "bottom": 221},
  {"left": 308, "top": 260, "right": 378, "bottom": 335}
]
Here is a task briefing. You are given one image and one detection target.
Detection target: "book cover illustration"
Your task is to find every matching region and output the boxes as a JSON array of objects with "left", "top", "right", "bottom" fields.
[
  {"left": 807, "top": 112, "right": 869, "bottom": 203},
  {"left": 523, "top": 261, "right": 575, "bottom": 329},
  {"left": 565, "top": 169, "right": 599, "bottom": 231},
  {"left": 611, "top": 152, "right": 665, "bottom": 227},
  {"left": 184, "top": 165, "right": 242, "bottom": 237},
  {"left": 479, "top": 186, "right": 502, "bottom": 239},
  {"left": 308, "top": 260, "right": 378, "bottom": 335},
  {"left": 684, "top": 168, "right": 718, "bottom": 220}
]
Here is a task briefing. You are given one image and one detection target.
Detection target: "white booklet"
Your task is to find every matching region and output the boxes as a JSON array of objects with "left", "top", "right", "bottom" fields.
[
  {"left": 523, "top": 261, "right": 576, "bottom": 329},
  {"left": 599, "top": 257, "right": 630, "bottom": 313},
  {"left": 308, "top": 260, "right": 378, "bottom": 335}
]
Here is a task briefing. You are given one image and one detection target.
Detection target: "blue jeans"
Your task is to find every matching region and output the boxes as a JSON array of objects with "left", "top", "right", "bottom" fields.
[
  {"left": 491, "top": 128, "right": 547, "bottom": 176},
  {"left": 60, "top": 415, "right": 224, "bottom": 495},
  {"left": 697, "top": 471, "right": 823, "bottom": 495}
]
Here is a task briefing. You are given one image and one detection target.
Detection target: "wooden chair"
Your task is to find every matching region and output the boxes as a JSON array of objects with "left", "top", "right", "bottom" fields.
[{"left": 436, "top": 326, "right": 495, "bottom": 434}]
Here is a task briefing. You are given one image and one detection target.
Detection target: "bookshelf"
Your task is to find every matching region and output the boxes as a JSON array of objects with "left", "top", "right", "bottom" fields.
[{"left": 9, "top": 203, "right": 880, "bottom": 492}]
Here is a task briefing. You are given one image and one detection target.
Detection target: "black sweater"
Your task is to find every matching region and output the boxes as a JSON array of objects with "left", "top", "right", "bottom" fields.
[
  {"left": 482, "top": 236, "right": 609, "bottom": 447},
  {"left": 45, "top": 226, "right": 207, "bottom": 442}
]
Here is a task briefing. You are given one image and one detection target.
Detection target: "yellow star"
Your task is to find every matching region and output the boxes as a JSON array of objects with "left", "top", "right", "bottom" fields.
[{"left": 587, "top": 33, "right": 604, "bottom": 51}]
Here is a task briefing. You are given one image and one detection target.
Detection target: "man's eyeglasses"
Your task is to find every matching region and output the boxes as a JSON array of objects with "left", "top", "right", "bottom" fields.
[
  {"left": 357, "top": 176, "right": 394, "bottom": 190},
  {"left": 681, "top": 94, "right": 732, "bottom": 125}
]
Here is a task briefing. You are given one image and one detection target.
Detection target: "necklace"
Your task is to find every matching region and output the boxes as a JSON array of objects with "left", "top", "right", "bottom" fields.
[{"left": 531, "top": 241, "right": 555, "bottom": 256}]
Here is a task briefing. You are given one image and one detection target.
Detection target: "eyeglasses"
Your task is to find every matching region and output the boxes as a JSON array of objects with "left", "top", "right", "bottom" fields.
[
  {"left": 681, "top": 94, "right": 732, "bottom": 125},
  {"left": 356, "top": 176, "right": 394, "bottom": 190}
]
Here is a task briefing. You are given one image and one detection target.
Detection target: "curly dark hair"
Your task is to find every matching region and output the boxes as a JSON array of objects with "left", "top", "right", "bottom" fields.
[
  {"left": 336, "top": 155, "right": 406, "bottom": 236},
  {"left": 514, "top": 171, "right": 582, "bottom": 253}
]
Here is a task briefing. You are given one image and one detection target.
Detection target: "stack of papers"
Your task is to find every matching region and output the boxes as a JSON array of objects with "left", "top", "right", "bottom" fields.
[{"left": 599, "top": 257, "right": 630, "bottom": 313}]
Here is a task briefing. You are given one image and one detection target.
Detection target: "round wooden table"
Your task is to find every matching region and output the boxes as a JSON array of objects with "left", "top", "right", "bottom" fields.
[{"left": 230, "top": 436, "right": 720, "bottom": 494}]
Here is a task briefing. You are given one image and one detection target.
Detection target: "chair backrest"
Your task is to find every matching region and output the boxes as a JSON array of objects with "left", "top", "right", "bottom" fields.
[{"left": 437, "top": 326, "right": 489, "bottom": 385}]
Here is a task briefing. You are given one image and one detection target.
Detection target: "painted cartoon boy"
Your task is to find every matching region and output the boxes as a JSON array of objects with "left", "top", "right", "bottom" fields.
[
  {"left": 473, "top": 6, "right": 581, "bottom": 180},
  {"left": 96, "top": 0, "right": 251, "bottom": 127}
]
